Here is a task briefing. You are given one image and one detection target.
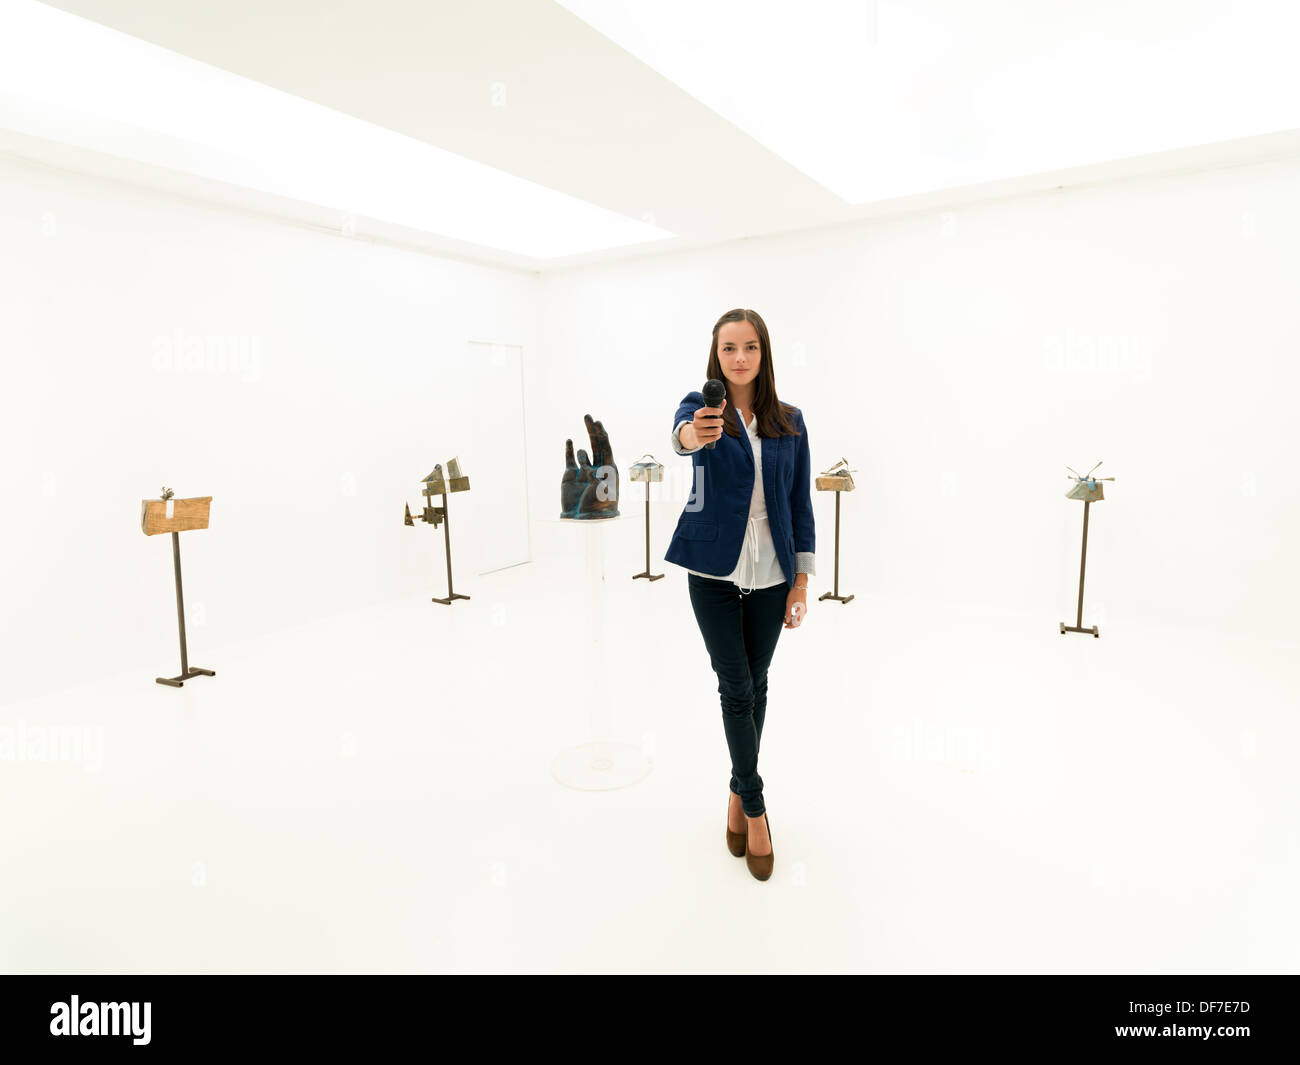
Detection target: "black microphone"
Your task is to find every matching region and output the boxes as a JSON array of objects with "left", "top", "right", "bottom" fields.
[{"left": 701, "top": 378, "right": 726, "bottom": 450}]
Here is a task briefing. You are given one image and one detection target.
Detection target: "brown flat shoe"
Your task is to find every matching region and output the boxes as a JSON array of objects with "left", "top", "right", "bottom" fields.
[
  {"left": 726, "top": 793, "right": 746, "bottom": 856},
  {"left": 745, "top": 811, "right": 773, "bottom": 881}
]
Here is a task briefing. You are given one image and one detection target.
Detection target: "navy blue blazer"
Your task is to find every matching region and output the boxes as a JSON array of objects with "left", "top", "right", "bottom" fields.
[{"left": 664, "top": 391, "right": 816, "bottom": 587}]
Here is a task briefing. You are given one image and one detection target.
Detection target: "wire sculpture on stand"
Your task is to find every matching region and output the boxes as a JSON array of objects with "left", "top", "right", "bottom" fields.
[{"left": 1060, "top": 461, "right": 1115, "bottom": 637}]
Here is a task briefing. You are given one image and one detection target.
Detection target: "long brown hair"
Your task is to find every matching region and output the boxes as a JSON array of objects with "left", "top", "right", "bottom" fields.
[{"left": 706, "top": 308, "right": 801, "bottom": 440}]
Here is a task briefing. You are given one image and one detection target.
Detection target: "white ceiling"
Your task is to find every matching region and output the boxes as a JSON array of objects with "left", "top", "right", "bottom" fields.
[{"left": 11, "top": 0, "right": 1300, "bottom": 272}]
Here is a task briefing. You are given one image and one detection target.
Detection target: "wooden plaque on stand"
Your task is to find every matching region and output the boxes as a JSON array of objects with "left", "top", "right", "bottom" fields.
[{"left": 142, "top": 489, "right": 215, "bottom": 687}]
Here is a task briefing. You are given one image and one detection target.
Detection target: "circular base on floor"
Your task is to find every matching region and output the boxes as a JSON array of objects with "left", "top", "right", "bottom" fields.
[{"left": 551, "top": 742, "right": 653, "bottom": 791}]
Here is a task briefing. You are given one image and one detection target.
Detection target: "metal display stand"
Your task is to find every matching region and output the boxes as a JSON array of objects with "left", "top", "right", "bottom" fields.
[
  {"left": 405, "top": 459, "right": 471, "bottom": 605},
  {"left": 818, "top": 490, "right": 855, "bottom": 605},
  {"left": 629, "top": 454, "right": 664, "bottom": 582},
  {"left": 816, "top": 459, "right": 857, "bottom": 605},
  {"left": 429, "top": 484, "right": 470, "bottom": 605},
  {"left": 542, "top": 514, "right": 653, "bottom": 791},
  {"left": 142, "top": 488, "right": 215, "bottom": 687},
  {"left": 1060, "top": 462, "right": 1114, "bottom": 638}
]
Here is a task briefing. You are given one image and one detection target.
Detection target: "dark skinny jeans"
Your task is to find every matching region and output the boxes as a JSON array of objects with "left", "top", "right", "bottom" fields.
[{"left": 687, "top": 572, "right": 789, "bottom": 818}]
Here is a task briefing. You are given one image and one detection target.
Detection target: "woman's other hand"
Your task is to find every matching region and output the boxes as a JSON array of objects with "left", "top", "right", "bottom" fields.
[{"left": 784, "top": 584, "right": 807, "bottom": 628}]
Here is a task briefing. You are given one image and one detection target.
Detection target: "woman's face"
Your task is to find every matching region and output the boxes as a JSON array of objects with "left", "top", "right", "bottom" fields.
[{"left": 717, "top": 321, "right": 761, "bottom": 389}]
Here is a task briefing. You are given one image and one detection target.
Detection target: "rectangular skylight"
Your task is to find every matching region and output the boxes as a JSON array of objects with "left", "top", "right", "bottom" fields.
[
  {"left": 0, "top": 0, "right": 674, "bottom": 258},
  {"left": 555, "top": 0, "right": 1300, "bottom": 204}
]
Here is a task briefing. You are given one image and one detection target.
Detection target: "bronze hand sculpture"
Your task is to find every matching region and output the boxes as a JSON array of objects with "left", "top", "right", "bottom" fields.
[{"left": 561, "top": 413, "right": 620, "bottom": 518}]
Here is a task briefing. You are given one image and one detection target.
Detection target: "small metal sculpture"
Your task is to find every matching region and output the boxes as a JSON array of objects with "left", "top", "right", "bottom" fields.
[
  {"left": 1064, "top": 462, "right": 1112, "bottom": 502},
  {"left": 561, "top": 413, "right": 620, "bottom": 519},
  {"left": 142, "top": 486, "right": 215, "bottom": 687},
  {"left": 629, "top": 454, "right": 664, "bottom": 581},
  {"left": 815, "top": 458, "right": 856, "bottom": 493},
  {"left": 405, "top": 458, "right": 471, "bottom": 605},
  {"left": 1060, "top": 461, "right": 1115, "bottom": 637},
  {"left": 815, "top": 458, "right": 857, "bottom": 605}
]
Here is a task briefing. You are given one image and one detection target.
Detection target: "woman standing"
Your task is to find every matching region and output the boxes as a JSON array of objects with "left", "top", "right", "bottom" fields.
[{"left": 664, "top": 308, "right": 815, "bottom": 882}]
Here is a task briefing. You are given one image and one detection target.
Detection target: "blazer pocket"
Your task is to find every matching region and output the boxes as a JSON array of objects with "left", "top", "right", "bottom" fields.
[{"left": 677, "top": 519, "right": 718, "bottom": 541}]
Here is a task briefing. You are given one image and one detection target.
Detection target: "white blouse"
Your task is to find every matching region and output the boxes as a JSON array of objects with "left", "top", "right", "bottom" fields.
[{"left": 674, "top": 408, "right": 787, "bottom": 593}]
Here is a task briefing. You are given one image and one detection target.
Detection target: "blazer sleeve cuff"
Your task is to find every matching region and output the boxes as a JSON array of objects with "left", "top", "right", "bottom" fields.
[
  {"left": 672, "top": 418, "right": 701, "bottom": 455},
  {"left": 795, "top": 552, "right": 816, "bottom": 576}
]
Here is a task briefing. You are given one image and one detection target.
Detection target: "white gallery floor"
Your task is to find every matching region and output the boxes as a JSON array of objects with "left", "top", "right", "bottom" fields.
[{"left": 2, "top": 545, "right": 1296, "bottom": 974}]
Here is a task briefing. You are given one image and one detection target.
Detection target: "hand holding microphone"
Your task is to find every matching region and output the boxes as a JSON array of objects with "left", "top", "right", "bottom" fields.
[{"left": 691, "top": 378, "right": 727, "bottom": 450}]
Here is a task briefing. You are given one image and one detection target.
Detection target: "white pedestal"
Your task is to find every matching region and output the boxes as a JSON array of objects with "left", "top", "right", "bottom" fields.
[{"left": 539, "top": 514, "right": 653, "bottom": 791}]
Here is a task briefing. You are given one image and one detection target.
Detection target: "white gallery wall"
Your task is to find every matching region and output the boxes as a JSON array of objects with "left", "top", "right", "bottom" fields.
[
  {"left": 540, "top": 151, "right": 1300, "bottom": 643},
  {"left": 4, "top": 146, "right": 1298, "bottom": 707},
  {"left": 0, "top": 154, "right": 538, "bottom": 705}
]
